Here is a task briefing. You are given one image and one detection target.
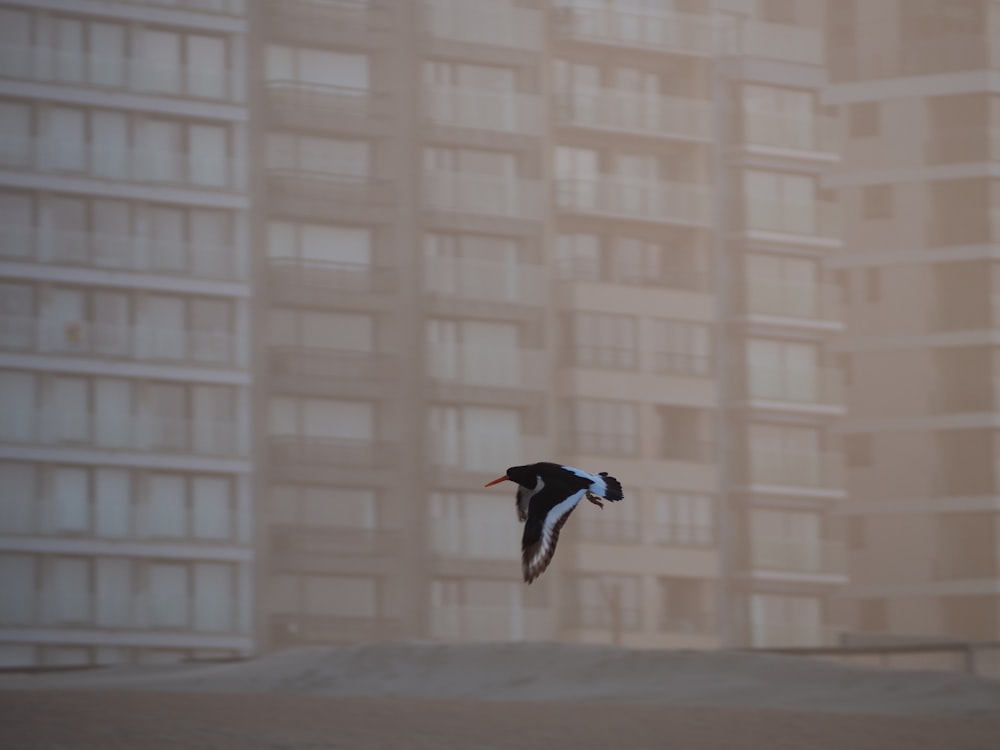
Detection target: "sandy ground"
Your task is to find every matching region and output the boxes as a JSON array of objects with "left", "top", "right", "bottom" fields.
[
  {"left": 4, "top": 691, "right": 1000, "bottom": 750},
  {"left": 3, "top": 642, "right": 1000, "bottom": 749}
]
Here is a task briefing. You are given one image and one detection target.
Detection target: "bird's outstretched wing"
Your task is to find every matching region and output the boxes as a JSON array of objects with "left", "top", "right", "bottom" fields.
[{"left": 520, "top": 488, "right": 587, "bottom": 583}]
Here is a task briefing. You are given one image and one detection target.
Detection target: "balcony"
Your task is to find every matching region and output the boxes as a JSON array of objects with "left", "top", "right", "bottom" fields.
[
  {"left": 742, "top": 111, "right": 840, "bottom": 156},
  {"left": 744, "top": 280, "right": 842, "bottom": 324},
  {"left": 428, "top": 521, "right": 514, "bottom": 561},
  {"left": 556, "top": 88, "right": 711, "bottom": 142},
  {"left": 268, "top": 435, "right": 396, "bottom": 486},
  {"left": 424, "top": 256, "right": 545, "bottom": 311},
  {"left": 750, "top": 537, "right": 847, "bottom": 578},
  {"left": 270, "top": 614, "right": 402, "bottom": 647},
  {"left": 427, "top": 430, "right": 530, "bottom": 484},
  {"left": 268, "top": 346, "right": 395, "bottom": 399},
  {"left": 0, "top": 410, "right": 246, "bottom": 457},
  {"left": 553, "top": 4, "right": 717, "bottom": 57},
  {"left": 422, "top": 172, "right": 545, "bottom": 224},
  {"left": 743, "top": 197, "right": 840, "bottom": 240},
  {"left": 266, "top": 258, "right": 396, "bottom": 312},
  {"left": 127, "top": 0, "right": 247, "bottom": 15},
  {"left": 830, "top": 36, "right": 996, "bottom": 83},
  {"left": 265, "top": 81, "right": 392, "bottom": 137},
  {"left": 266, "top": 170, "right": 393, "bottom": 223},
  {"left": 726, "top": 20, "right": 824, "bottom": 66},
  {"left": 662, "top": 439, "right": 716, "bottom": 465},
  {"left": 555, "top": 178, "right": 712, "bottom": 227},
  {"left": 744, "top": 449, "right": 844, "bottom": 492},
  {"left": 270, "top": 524, "right": 399, "bottom": 574},
  {"left": 649, "top": 523, "right": 715, "bottom": 547},
  {"left": 577, "top": 518, "right": 642, "bottom": 545},
  {"left": 926, "top": 127, "right": 1000, "bottom": 166},
  {"left": 430, "top": 605, "right": 549, "bottom": 642},
  {"left": 427, "top": 342, "right": 545, "bottom": 390},
  {"left": 742, "top": 366, "right": 844, "bottom": 410},
  {"left": 0, "top": 316, "right": 245, "bottom": 369},
  {"left": 423, "top": 84, "right": 544, "bottom": 137},
  {"left": 264, "top": 0, "right": 394, "bottom": 49},
  {"left": 0, "top": 136, "right": 245, "bottom": 192},
  {"left": 422, "top": 0, "right": 542, "bottom": 53},
  {"left": 0, "top": 225, "right": 244, "bottom": 282},
  {"left": 0, "top": 44, "right": 242, "bottom": 102}
]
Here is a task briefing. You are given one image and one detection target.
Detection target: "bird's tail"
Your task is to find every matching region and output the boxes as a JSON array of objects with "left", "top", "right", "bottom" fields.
[{"left": 597, "top": 472, "right": 623, "bottom": 502}]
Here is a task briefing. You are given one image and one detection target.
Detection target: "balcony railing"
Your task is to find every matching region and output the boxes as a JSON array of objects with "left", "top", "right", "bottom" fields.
[
  {"left": 270, "top": 524, "right": 398, "bottom": 558},
  {"left": 746, "top": 449, "right": 844, "bottom": 490},
  {"left": 578, "top": 518, "right": 642, "bottom": 544},
  {"left": 556, "top": 177, "right": 712, "bottom": 226},
  {"left": 0, "top": 135, "right": 244, "bottom": 191},
  {"left": 428, "top": 521, "right": 514, "bottom": 560},
  {"left": 267, "top": 258, "right": 396, "bottom": 295},
  {"left": 662, "top": 439, "right": 716, "bottom": 464},
  {"left": 0, "top": 44, "right": 242, "bottom": 102},
  {"left": 744, "top": 197, "right": 840, "bottom": 239},
  {"left": 745, "top": 280, "right": 842, "bottom": 321},
  {"left": 750, "top": 537, "right": 846, "bottom": 576},
  {"left": 743, "top": 110, "right": 840, "bottom": 154},
  {"left": 554, "top": 5, "right": 717, "bottom": 57},
  {"left": 430, "top": 605, "right": 549, "bottom": 642},
  {"left": 0, "top": 316, "right": 244, "bottom": 368},
  {"left": 0, "top": 225, "right": 244, "bottom": 282},
  {"left": 424, "top": 84, "right": 544, "bottom": 136},
  {"left": 649, "top": 523, "right": 715, "bottom": 547},
  {"left": 424, "top": 256, "right": 545, "bottom": 307},
  {"left": 125, "top": 0, "right": 246, "bottom": 15},
  {"left": 268, "top": 436, "right": 394, "bottom": 469},
  {"left": 265, "top": 81, "right": 390, "bottom": 129},
  {"left": 556, "top": 88, "right": 711, "bottom": 141},
  {"left": 564, "top": 431, "right": 638, "bottom": 457},
  {"left": 422, "top": 0, "right": 542, "bottom": 51},
  {"left": 427, "top": 431, "right": 521, "bottom": 474},
  {"left": 829, "top": 36, "right": 998, "bottom": 83},
  {"left": 0, "top": 409, "right": 246, "bottom": 457},
  {"left": 652, "top": 352, "right": 714, "bottom": 378},
  {"left": 744, "top": 366, "right": 844, "bottom": 407},
  {"left": 269, "top": 347, "right": 394, "bottom": 383},
  {"left": 925, "top": 126, "right": 1000, "bottom": 165},
  {"left": 266, "top": 170, "right": 392, "bottom": 213},
  {"left": 426, "top": 342, "right": 545, "bottom": 391},
  {"left": 423, "top": 172, "right": 545, "bottom": 221},
  {"left": 266, "top": 0, "right": 394, "bottom": 42},
  {"left": 727, "top": 20, "right": 824, "bottom": 66}
]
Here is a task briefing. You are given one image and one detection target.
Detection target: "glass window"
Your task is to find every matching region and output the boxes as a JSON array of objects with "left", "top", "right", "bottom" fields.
[
  {"left": 189, "top": 124, "right": 227, "bottom": 188},
  {"left": 93, "top": 376, "right": 131, "bottom": 448},
  {"left": 53, "top": 18, "right": 84, "bottom": 84},
  {"left": 94, "top": 468, "right": 130, "bottom": 538},
  {"left": 555, "top": 233, "right": 601, "bottom": 281},
  {"left": 143, "top": 295, "right": 186, "bottom": 360},
  {"left": 95, "top": 557, "right": 132, "bottom": 627},
  {"left": 140, "top": 119, "right": 184, "bottom": 183},
  {"left": 90, "top": 110, "right": 128, "bottom": 180},
  {"left": 49, "top": 376, "right": 88, "bottom": 443},
  {"left": 48, "top": 107, "right": 86, "bottom": 172},
  {"left": 186, "top": 34, "right": 226, "bottom": 99},
  {"left": 0, "top": 101, "right": 31, "bottom": 168},
  {"left": 148, "top": 206, "right": 186, "bottom": 273},
  {"left": 191, "top": 384, "right": 234, "bottom": 454},
  {"left": 654, "top": 319, "right": 712, "bottom": 376},
  {"left": 564, "top": 399, "right": 637, "bottom": 456},
  {"left": 0, "top": 370, "right": 35, "bottom": 442},
  {"left": 146, "top": 474, "right": 186, "bottom": 538},
  {"left": 0, "top": 192, "right": 33, "bottom": 259},
  {"left": 0, "top": 554, "right": 36, "bottom": 625},
  {"left": 193, "top": 562, "right": 233, "bottom": 631},
  {"left": 49, "top": 557, "right": 90, "bottom": 624},
  {"left": 50, "top": 466, "right": 89, "bottom": 534},
  {"left": 189, "top": 298, "right": 231, "bottom": 364},
  {"left": 0, "top": 463, "right": 36, "bottom": 534},
  {"left": 141, "top": 30, "right": 182, "bottom": 95},
  {"left": 92, "top": 199, "right": 131, "bottom": 268},
  {"left": 189, "top": 209, "right": 230, "bottom": 278},
  {"left": 140, "top": 382, "right": 186, "bottom": 451},
  {"left": 567, "top": 312, "right": 637, "bottom": 370},
  {"left": 652, "top": 491, "right": 714, "bottom": 545},
  {"left": 147, "top": 562, "right": 189, "bottom": 628},
  {"left": 0, "top": 282, "right": 33, "bottom": 350},
  {"left": 192, "top": 476, "right": 231, "bottom": 540},
  {"left": 88, "top": 23, "right": 126, "bottom": 87},
  {"left": 92, "top": 291, "right": 130, "bottom": 356}
]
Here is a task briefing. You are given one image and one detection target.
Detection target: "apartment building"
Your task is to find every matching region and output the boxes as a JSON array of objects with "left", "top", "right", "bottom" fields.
[
  {"left": 824, "top": 0, "right": 1000, "bottom": 642},
  {"left": 250, "top": 0, "right": 847, "bottom": 651},
  {"left": 0, "top": 0, "right": 254, "bottom": 668}
]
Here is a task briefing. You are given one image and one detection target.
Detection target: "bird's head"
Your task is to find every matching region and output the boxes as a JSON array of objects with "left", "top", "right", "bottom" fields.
[{"left": 484, "top": 464, "right": 538, "bottom": 489}]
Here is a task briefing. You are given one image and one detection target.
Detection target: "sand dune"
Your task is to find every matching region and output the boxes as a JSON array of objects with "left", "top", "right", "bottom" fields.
[{"left": 4, "top": 641, "right": 1000, "bottom": 716}]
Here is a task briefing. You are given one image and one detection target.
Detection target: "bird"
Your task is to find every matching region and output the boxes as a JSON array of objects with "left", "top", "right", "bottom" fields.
[{"left": 484, "top": 462, "right": 624, "bottom": 584}]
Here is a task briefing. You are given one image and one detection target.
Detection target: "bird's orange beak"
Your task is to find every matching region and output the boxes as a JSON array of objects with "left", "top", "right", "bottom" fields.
[{"left": 484, "top": 475, "right": 508, "bottom": 487}]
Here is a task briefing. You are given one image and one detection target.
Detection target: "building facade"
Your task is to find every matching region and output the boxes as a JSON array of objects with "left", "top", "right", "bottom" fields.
[
  {"left": 0, "top": 0, "right": 254, "bottom": 668},
  {"left": 825, "top": 0, "right": 1000, "bottom": 642}
]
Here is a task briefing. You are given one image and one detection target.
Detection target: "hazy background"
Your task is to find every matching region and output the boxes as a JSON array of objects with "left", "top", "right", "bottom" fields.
[{"left": 0, "top": 0, "right": 998, "bottom": 678}]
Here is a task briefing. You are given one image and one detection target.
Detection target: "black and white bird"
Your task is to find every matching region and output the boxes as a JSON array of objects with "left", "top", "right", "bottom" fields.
[{"left": 484, "top": 462, "right": 624, "bottom": 584}]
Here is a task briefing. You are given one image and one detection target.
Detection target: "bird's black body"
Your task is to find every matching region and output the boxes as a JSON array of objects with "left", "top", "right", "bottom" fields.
[{"left": 490, "top": 462, "right": 624, "bottom": 583}]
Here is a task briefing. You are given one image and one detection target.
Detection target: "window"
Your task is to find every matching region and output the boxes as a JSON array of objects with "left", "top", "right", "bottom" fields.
[
  {"left": 746, "top": 338, "right": 819, "bottom": 402},
  {"left": 849, "top": 102, "right": 879, "bottom": 137},
  {"left": 554, "top": 233, "right": 601, "bottom": 281},
  {"left": 267, "top": 45, "right": 369, "bottom": 89},
  {"left": 193, "top": 562, "right": 234, "bottom": 632},
  {"left": 192, "top": 476, "right": 232, "bottom": 540},
  {"left": 750, "top": 593, "right": 822, "bottom": 647},
  {"left": 744, "top": 170, "right": 816, "bottom": 233},
  {"left": 563, "top": 399, "right": 638, "bottom": 456},
  {"left": 271, "top": 484, "right": 377, "bottom": 531},
  {"left": 746, "top": 253, "right": 819, "bottom": 317},
  {"left": 743, "top": 84, "right": 814, "bottom": 149},
  {"left": 95, "top": 557, "right": 132, "bottom": 628},
  {"left": 50, "top": 466, "right": 89, "bottom": 534},
  {"left": 428, "top": 405, "right": 520, "bottom": 471},
  {"left": 652, "top": 492, "right": 714, "bottom": 546},
  {"left": 427, "top": 318, "right": 521, "bottom": 387},
  {"left": 146, "top": 562, "right": 189, "bottom": 628},
  {"left": 268, "top": 221, "right": 372, "bottom": 269},
  {"left": 0, "top": 370, "right": 35, "bottom": 442},
  {"left": 653, "top": 319, "right": 712, "bottom": 376},
  {"left": 268, "top": 133, "right": 369, "bottom": 177},
  {"left": 844, "top": 434, "right": 872, "bottom": 468},
  {"left": 863, "top": 184, "right": 892, "bottom": 219},
  {"left": 864, "top": 266, "right": 881, "bottom": 303},
  {"left": 0, "top": 282, "right": 33, "bottom": 350},
  {"left": 0, "top": 463, "right": 36, "bottom": 535},
  {"left": 660, "top": 406, "right": 713, "bottom": 462},
  {"left": 429, "top": 491, "right": 513, "bottom": 559},
  {"left": 565, "top": 312, "right": 637, "bottom": 370},
  {"left": 0, "top": 191, "right": 33, "bottom": 259},
  {"left": 0, "top": 554, "right": 35, "bottom": 625},
  {"left": 0, "top": 101, "right": 31, "bottom": 168}
]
